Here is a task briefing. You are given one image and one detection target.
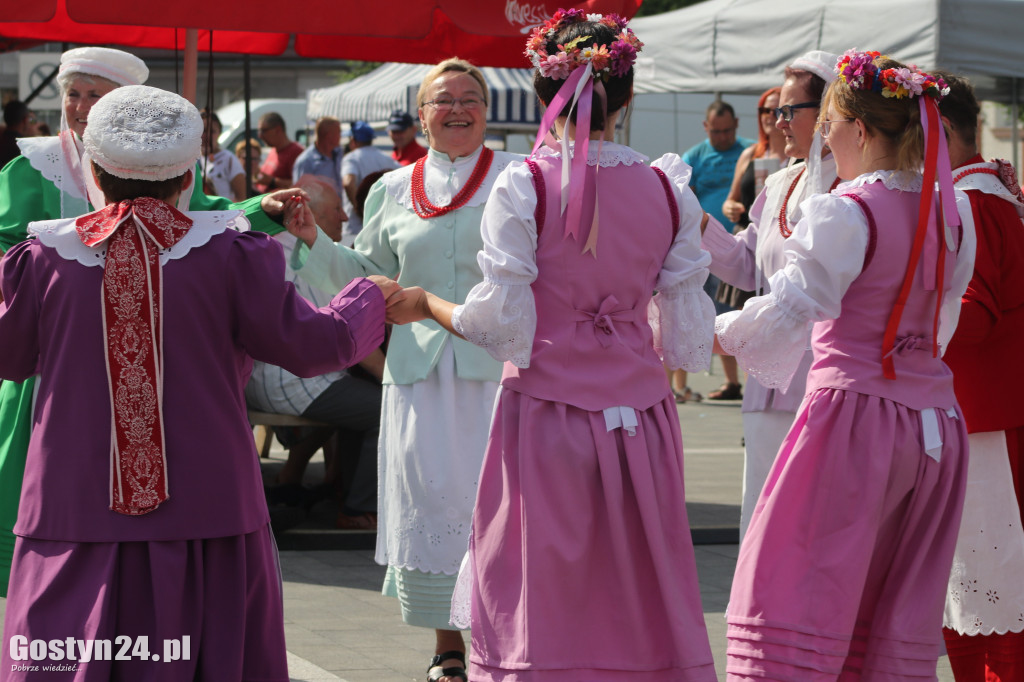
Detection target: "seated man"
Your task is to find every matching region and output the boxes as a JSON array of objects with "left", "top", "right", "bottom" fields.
[
  {"left": 0, "top": 86, "right": 391, "bottom": 679},
  {"left": 246, "top": 173, "right": 384, "bottom": 529}
]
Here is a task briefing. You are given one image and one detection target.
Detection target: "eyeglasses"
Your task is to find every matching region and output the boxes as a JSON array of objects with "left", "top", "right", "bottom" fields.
[
  {"left": 424, "top": 96, "right": 485, "bottom": 112},
  {"left": 773, "top": 101, "right": 819, "bottom": 122},
  {"left": 820, "top": 118, "right": 854, "bottom": 137},
  {"left": 758, "top": 107, "right": 774, "bottom": 116}
]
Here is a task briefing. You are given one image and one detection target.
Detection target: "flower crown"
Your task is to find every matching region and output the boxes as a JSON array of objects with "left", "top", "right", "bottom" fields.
[
  {"left": 836, "top": 49, "right": 950, "bottom": 100},
  {"left": 525, "top": 8, "right": 643, "bottom": 81}
]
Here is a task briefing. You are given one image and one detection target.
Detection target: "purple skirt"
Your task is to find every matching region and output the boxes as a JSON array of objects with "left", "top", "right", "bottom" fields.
[
  {"left": 467, "top": 390, "right": 716, "bottom": 681},
  {"left": 1, "top": 525, "right": 287, "bottom": 681},
  {"left": 726, "top": 388, "right": 968, "bottom": 681}
]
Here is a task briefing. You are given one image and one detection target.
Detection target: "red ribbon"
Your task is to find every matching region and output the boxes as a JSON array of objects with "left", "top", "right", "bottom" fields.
[{"left": 76, "top": 198, "right": 192, "bottom": 514}]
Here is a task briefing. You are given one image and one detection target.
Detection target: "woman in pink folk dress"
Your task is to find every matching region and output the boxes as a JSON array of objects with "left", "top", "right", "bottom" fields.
[
  {"left": 716, "top": 52, "right": 977, "bottom": 680},
  {"left": 383, "top": 11, "right": 718, "bottom": 682}
]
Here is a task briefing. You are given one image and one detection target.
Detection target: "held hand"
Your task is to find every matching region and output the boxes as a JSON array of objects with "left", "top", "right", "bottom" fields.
[
  {"left": 366, "top": 275, "right": 402, "bottom": 301},
  {"left": 261, "top": 187, "right": 307, "bottom": 217},
  {"left": 722, "top": 199, "right": 745, "bottom": 224},
  {"left": 281, "top": 195, "right": 318, "bottom": 246},
  {"left": 385, "top": 286, "right": 430, "bottom": 325}
]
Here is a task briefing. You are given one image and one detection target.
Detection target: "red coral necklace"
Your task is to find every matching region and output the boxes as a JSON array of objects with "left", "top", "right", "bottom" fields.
[{"left": 410, "top": 147, "right": 494, "bottom": 219}]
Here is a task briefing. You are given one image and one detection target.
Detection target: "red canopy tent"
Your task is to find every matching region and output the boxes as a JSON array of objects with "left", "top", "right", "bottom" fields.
[{"left": 0, "top": 0, "right": 643, "bottom": 67}]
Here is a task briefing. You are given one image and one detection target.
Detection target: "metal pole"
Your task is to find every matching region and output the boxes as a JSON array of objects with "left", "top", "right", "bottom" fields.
[
  {"left": 182, "top": 28, "right": 199, "bottom": 104},
  {"left": 244, "top": 55, "right": 253, "bottom": 198},
  {"left": 1012, "top": 78, "right": 1021, "bottom": 183}
]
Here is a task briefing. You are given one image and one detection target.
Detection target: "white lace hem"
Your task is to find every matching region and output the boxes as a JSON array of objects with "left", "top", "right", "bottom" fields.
[
  {"left": 452, "top": 280, "right": 535, "bottom": 368},
  {"left": 715, "top": 295, "right": 810, "bottom": 392},
  {"left": 650, "top": 279, "right": 715, "bottom": 372},
  {"left": 29, "top": 210, "right": 247, "bottom": 267},
  {"left": 449, "top": 550, "right": 473, "bottom": 629}
]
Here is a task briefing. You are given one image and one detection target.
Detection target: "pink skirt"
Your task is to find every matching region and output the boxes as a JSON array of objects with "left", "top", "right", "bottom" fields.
[
  {"left": 467, "top": 390, "right": 716, "bottom": 681},
  {"left": 727, "top": 389, "right": 968, "bottom": 681},
  {"left": 1, "top": 525, "right": 287, "bottom": 681}
]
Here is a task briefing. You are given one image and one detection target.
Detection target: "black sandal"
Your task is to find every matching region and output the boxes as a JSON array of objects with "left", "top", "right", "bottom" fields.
[{"left": 427, "top": 650, "right": 467, "bottom": 682}]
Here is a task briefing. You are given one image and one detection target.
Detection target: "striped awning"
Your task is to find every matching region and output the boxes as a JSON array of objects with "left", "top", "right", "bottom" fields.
[{"left": 307, "top": 62, "right": 541, "bottom": 131}]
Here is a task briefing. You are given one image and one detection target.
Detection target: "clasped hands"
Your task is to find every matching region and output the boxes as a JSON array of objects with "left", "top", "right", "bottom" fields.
[{"left": 366, "top": 277, "right": 430, "bottom": 325}]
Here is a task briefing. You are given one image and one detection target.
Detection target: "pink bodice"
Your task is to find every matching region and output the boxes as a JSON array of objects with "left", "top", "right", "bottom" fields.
[
  {"left": 500, "top": 155, "right": 678, "bottom": 411},
  {"left": 805, "top": 183, "right": 958, "bottom": 410}
]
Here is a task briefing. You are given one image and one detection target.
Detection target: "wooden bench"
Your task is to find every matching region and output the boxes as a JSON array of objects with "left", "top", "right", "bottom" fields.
[{"left": 248, "top": 410, "right": 331, "bottom": 458}]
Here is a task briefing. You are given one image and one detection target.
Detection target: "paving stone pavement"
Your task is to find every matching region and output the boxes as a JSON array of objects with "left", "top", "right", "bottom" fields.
[{"left": 0, "top": 369, "right": 956, "bottom": 681}]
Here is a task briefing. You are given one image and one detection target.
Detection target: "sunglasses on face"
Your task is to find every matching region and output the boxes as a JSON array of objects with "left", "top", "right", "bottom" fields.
[{"left": 773, "top": 101, "right": 819, "bottom": 122}]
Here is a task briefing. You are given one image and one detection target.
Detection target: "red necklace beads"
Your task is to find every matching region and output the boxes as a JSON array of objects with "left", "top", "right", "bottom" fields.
[
  {"left": 410, "top": 147, "right": 495, "bottom": 219},
  {"left": 778, "top": 168, "right": 841, "bottom": 238},
  {"left": 777, "top": 168, "right": 806, "bottom": 238},
  {"left": 952, "top": 166, "right": 998, "bottom": 184}
]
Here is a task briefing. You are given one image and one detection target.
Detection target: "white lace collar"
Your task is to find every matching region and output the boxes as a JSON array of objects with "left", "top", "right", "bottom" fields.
[
  {"left": 838, "top": 169, "right": 923, "bottom": 193},
  {"left": 535, "top": 141, "right": 648, "bottom": 167},
  {"left": 28, "top": 209, "right": 248, "bottom": 267},
  {"left": 384, "top": 145, "right": 521, "bottom": 211},
  {"left": 19, "top": 136, "right": 88, "bottom": 202}
]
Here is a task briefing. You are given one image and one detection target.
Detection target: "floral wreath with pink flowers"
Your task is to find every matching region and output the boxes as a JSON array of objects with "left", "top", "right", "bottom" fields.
[
  {"left": 836, "top": 49, "right": 950, "bottom": 100},
  {"left": 524, "top": 8, "right": 643, "bottom": 82}
]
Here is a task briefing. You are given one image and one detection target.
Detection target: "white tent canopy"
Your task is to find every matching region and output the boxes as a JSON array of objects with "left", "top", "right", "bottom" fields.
[
  {"left": 306, "top": 62, "right": 542, "bottom": 132},
  {"left": 630, "top": 0, "right": 1024, "bottom": 100}
]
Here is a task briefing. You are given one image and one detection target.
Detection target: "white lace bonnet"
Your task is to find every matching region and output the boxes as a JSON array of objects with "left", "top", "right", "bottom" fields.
[
  {"left": 57, "top": 47, "right": 149, "bottom": 89},
  {"left": 789, "top": 50, "right": 839, "bottom": 195},
  {"left": 83, "top": 85, "right": 203, "bottom": 181}
]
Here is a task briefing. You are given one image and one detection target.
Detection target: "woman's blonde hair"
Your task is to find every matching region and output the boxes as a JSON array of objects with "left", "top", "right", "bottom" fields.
[
  {"left": 820, "top": 56, "right": 924, "bottom": 172},
  {"left": 416, "top": 58, "right": 490, "bottom": 109}
]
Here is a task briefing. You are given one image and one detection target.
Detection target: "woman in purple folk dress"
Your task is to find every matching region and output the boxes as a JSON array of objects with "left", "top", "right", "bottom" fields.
[
  {"left": 380, "top": 11, "right": 718, "bottom": 682},
  {"left": 0, "top": 86, "right": 392, "bottom": 682},
  {"left": 716, "top": 51, "right": 977, "bottom": 680}
]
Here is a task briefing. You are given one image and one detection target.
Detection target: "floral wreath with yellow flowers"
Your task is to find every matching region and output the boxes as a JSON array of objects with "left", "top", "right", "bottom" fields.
[
  {"left": 524, "top": 8, "right": 643, "bottom": 82},
  {"left": 836, "top": 49, "right": 950, "bottom": 100}
]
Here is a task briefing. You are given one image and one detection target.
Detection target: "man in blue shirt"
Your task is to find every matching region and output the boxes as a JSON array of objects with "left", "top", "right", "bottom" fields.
[
  {"left": 292, "top": 117, "right": 344, "bottom": 196},
  {"left": 680, "top": 100, "right": 753, "bottom": 401}
]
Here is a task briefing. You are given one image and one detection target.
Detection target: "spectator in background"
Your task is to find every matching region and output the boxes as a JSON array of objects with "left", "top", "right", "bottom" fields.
[
  {"left": 387, "top": 109, "right": 427, "bottom": 166},
  {"left": 256, "top": 111, "right": 303, "bottom": 191},
  {"left": 675, "top": 100, "right": 753, "bottom": 403},
  {"left": 715, "top": 87, "right": 786, "bottom": 313},
  {"left": 235, "top": 138, "right": 264, "bottom": 198},
  {"left": 0, "top": 101, "right": 36, "bottom": 169},
  {"left": 340, "top": 120, "right": 398, "bottom": 244},
  {"left": 247, "top": 173, "right": 383, "bottom": 530},
  {"left": 200, "top": 109, "right": 246, "bottom": 201},
  {"left": 293, "top": 116, "right": 344, "bottom": 196}
]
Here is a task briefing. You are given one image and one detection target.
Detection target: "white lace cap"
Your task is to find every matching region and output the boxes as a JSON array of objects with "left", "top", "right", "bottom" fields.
[
  {"left": 789, "top": 50, "right": 840, "bottom": 85},
  {"left": 58, "top": 47, "right": 149, "bottom": 88},
  {"left": 84, "top": 86, "right": 202, "bottom": 181}
]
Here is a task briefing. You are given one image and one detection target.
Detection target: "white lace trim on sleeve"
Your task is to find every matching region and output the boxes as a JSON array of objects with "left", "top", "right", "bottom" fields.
[
  {"left": 650, "top": 278, "right": 715, "bottom": 372},
  {"left": 452, "top": 279, "right": 535, "bottom": 367},
  {"left": 715, "top": 295, "right": 811, "bottom": 392}
]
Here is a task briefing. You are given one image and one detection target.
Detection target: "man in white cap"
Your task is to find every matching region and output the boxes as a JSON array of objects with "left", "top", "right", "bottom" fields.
[
  {"left": 0, "top": 46, "right": 306, "bottom": 600},
  {"left": 699, "top": 49, "right": 839, "bottom": 541},
  {"left": 0, "top": 85, "right": 394, "bottom": 680}
]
